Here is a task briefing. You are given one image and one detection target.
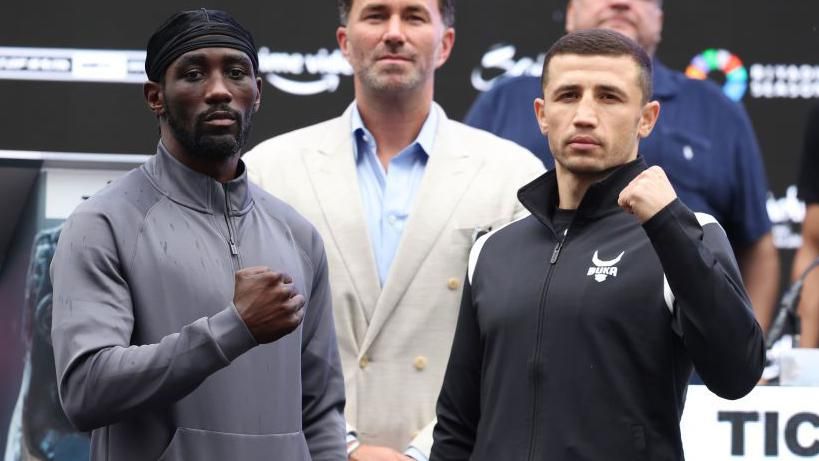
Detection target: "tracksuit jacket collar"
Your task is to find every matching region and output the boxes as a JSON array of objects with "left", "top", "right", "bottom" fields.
[
  {"left": 142, "top": 142, "right": 253, "bottom": 216},
  {"left": 517, "top": 157, "right": 648, "bottom": 234}
]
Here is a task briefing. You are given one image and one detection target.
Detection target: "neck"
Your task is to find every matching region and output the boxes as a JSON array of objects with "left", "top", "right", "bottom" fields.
[
  {"left": 355, "top": 81, "right": 434, "bottom": 165},
  {"left": 555, "top": 167, "right": 600, "bottom": 210},
  {"left": 160, "top": 132, "right": 241, "bottom": 184}
]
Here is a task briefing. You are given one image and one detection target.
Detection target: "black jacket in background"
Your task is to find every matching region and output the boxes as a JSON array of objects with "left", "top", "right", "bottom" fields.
[{"left": 431, "top": 158, "right": 765, "bottom": 461}]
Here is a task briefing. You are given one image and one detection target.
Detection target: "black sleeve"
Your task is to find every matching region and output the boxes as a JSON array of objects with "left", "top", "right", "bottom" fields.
[
  {"left": 643, "top": 199, "right": 765, "bottom": 399},
  {"left": 431, "top": 277, "right": 482, "bottom": 461},
  {"left": 798, "top": 104, "right": 819, "bottom": 203}
]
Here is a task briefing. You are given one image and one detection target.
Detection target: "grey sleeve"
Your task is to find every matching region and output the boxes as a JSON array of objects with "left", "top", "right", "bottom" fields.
[
  {"left": 643, "top": 199, "right": 765, "bottom": 399},
  {"left": 300, "top": 232, "right": 346, "bottom": 460},
  {"left": 51, "top": 209, "right": 257, "bottom": 431}
]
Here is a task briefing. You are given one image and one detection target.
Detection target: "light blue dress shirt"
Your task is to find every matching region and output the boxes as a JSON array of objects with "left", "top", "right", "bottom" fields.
[{"left": 352, "top": 103, "right": 438, "bottom": 285}]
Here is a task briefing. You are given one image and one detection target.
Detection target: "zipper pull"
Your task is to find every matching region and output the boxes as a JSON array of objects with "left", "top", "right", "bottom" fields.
[
  {"left": 550, "top": 239, "right": 563, "bottom": 264},
  {"left": 229, "top": 238, "right": 239, "bottom": 256}
]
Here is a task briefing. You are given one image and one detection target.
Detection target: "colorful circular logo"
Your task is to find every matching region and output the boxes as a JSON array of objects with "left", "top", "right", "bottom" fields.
[{"left": 685, "top": 49, "right": 748, "bottom": 102}]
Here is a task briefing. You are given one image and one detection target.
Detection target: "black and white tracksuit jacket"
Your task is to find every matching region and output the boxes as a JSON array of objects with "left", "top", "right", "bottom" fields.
[{"left": 431, "top": 158, "right": 765, "bottom": 461}]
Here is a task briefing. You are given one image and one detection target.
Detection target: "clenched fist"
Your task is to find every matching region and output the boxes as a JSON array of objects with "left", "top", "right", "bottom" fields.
[
  {"left": 617, "top": 166, "right": 677, "bottom": 223},
  {"left": 233, "top": 266, "right": 305, "bottom": 344}
]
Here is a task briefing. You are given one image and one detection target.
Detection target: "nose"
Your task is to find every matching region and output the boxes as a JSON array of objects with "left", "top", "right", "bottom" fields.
[
  {"left": 204, "top": 73, "right": 232, "bottom": 105},
  {"left": 383, "top": 14, "right": 405, "bottom": 47},
  {"left": 573, "top": 94, "right": 598, "bottom": 128}
]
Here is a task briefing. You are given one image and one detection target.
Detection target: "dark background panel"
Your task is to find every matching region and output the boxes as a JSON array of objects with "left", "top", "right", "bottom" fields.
[{"left": 2, "top": 0, "right": 819, "bottom": 454}]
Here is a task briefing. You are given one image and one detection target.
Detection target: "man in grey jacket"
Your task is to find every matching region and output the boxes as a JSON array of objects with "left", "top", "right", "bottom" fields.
[{"left": 50, "top": 9, "right": 346, "bottom": 461}]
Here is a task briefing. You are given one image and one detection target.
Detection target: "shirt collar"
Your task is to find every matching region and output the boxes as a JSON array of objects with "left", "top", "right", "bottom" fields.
[
  {"left": 142, "top": 141, "right": 252, "bottom": 215},
  {"left": 350, "top": 102, "right": 439, "bottom": 161}
]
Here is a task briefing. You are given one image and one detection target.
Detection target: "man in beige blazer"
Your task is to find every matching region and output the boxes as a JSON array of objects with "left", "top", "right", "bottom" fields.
[{"left": 244, "top": 0, "right": 543, "bottom": 459}]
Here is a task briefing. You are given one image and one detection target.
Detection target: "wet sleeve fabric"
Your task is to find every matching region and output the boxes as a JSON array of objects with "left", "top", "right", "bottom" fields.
[
  {"left": 643, "top": 199, "right": 765, "bottom": 399},
  {"left": 50, "top": 209, "right": 257, "bottom": 431}
]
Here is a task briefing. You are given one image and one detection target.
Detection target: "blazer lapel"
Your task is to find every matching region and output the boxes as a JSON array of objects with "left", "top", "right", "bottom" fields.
[
  {"left": 303, "top": 109, "right": 381, "bottom": 325},
  {"left": 360, "top": 108, "right": 484, "bottom": 353}
]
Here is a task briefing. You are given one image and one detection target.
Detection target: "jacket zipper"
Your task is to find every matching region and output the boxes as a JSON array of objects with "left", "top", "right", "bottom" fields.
[
  {"left": 527, "top": 228, "right": 567, "bottom": 461},
  {"left": 223, "top": 184, "right": 242, "bottom": 269}
]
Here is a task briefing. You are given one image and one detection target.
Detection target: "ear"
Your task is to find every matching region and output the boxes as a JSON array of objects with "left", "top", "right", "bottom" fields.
[
  {"left": 434, "top": 28, "right": 456, "bottom": 69},
  {"left": 638, "top": 100, "right": 660, "bottom": 138},
  {"left": 337, "top": 26, "right": 350, "bottom": 60},
  {"left": 144, "top": 81, "right": 164, "bottom": 117},
  {"left": 253, "top": 76, "right": 263, "bottom": 113},
  {"left": 534, "top": 97, "right": 550, "bottom": 136}
]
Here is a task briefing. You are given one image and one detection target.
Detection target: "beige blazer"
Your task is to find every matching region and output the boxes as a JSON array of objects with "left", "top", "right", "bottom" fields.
[{"left": 244, "top": 103, "right": 544, "bottom": 453}]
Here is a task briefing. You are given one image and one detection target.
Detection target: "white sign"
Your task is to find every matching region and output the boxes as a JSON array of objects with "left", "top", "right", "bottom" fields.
[{"left": 682, "top": 385, "right": 819, "bottom": 459}]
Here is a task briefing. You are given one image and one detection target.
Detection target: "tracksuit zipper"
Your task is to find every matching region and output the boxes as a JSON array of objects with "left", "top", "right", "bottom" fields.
[
  {"left": 527, "top": 228, "right": 568, "bottom": 461},
  {"left": 223, "top": 184, "right": 242, "bottom": 269}
]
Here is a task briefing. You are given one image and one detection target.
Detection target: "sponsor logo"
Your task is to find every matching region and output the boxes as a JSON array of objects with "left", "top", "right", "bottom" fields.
[
  {"left": 748, "top": 63, "right": 819, "bottom": 99},
  {"left": 470, "top": 44, "right": 543, "bottom": 92},
  {"left": 587, "top": 250, "right": 624, "bottom": 283},
  {"left": 686, "top": 48, "right": 819, "bottom": 101},
  {"left": 468, "top": 44, "right": 819, "bottom": 101},
  {"left": 257, "top": 47, "right": 352, "bottom": 95},
  {"left": 685, "top": 49, "right": 748, "bottom": 101},
  {"left": 0, "top": 46, "right": 353, "bottom": 96},
  {"left": 768, "top": 185, "right": 805, "bottom": 250}
]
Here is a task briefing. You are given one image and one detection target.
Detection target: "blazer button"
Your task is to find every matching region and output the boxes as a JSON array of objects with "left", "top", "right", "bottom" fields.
[
  {"left": 359, "top": 356, "right": 369, "bottom": 369},
  {"left": 413, "top": 355, "right": 428, "bottom": 371},
  {"left": 447, "top": 278, "right": 460, "bottom": 290}
]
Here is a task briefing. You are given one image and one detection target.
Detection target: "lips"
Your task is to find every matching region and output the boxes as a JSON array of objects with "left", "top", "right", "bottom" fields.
[
  {"left": 568, "top": 135, "right": 601, "bottom": 145},
  {"left": 201, "top": 109, "right": 238, "bottom": 128},
  {"left": 204, "top": 110, "right": 236, "bottom": 122},
  {"left": 567, "top": 135, "right": 602, "bottom": 150},
  {"left": 378, "top": 55, "right": 412, "bottom": 62}
]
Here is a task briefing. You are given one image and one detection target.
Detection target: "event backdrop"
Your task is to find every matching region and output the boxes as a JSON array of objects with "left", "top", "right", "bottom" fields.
[{"left": 1, "top": 0, "right": 818, "bottom": 458}]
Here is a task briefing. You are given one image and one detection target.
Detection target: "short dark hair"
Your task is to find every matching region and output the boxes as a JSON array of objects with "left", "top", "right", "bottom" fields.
[
  {"left": 337, "top": 0, "right": 455, "bottom": 27},
  {"left": 540, "top": 29, "right": 653, "bottom": 103}
]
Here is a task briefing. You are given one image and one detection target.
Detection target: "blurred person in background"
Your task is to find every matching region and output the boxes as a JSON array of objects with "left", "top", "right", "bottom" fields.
[{"left": 792, "top": 104, "right": 819, "bottom": 347}]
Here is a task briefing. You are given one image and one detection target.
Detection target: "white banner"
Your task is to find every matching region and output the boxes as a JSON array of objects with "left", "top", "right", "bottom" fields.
[{"left": 682, "top": 385, "right": 819, "bottom": 459}]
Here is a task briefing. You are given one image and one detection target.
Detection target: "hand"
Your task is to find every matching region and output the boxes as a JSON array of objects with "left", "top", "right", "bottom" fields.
[
  {"left": 233, "top": 266, "right": 305, "bottom": 343},
  {"left": 617, "top": 166, "right": 677, "bottom": 223},
  {"left": 349, "top": 444, "right": 412, "bottom": 461}
]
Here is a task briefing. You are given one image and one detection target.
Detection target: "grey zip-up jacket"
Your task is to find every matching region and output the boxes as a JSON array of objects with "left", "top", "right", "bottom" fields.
[{"left": 50, "top": 144, "right": 346, "bottom": 461}]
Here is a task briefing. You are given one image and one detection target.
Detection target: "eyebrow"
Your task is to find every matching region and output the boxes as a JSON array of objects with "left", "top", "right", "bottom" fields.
[
  {"left": 174, "top": 51, "right": 253, "bottom": 69},
  {"left": 359, "top": 3, "right": 388, "bottom": 15},
  {"left": 551, "top": 83, "right": 629, "bottom": 98},
  {"left": 551, "top": 84, "right": 581, "bottom": 96},
  {"left": 358, "top": 2, "right": 430, "bottom": 17},
  {"left": 595, "top": 84, "right": 628, "bottom": 98},
  {"left": 404, "top": 5, "right": 430, "bottom": 16},
  {"left": 174, "top": 53, "right": 209, "bottom": 68}
]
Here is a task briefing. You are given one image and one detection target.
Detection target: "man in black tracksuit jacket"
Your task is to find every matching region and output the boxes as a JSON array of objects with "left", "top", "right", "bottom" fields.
[{"left": 431, "top": 30, "right": 764, "bottom": 461}]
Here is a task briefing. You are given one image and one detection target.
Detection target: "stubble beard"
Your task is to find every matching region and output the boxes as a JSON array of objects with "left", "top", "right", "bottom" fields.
[
  {"left": 165, "top": 105, "right": 254, "bottom": 161},
  {"left": 358, "top": 59, "right": 425, "bottom": 94}
]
